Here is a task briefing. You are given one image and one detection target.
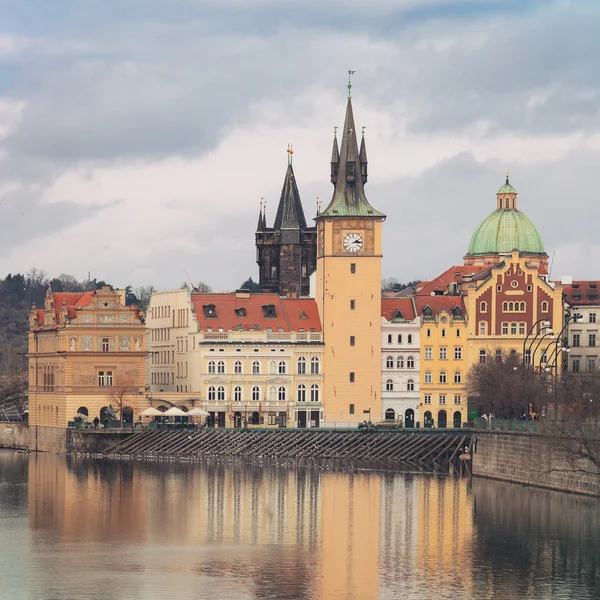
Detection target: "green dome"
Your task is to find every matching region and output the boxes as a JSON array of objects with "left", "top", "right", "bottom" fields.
[
  {"left": 467, "top": 209, "right": 545, "bottom": 256},
  {"left": 497, "top": 182, "right": 516, "bottom": 194}
]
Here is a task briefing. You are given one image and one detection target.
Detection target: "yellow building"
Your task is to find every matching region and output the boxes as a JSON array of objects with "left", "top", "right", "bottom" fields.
[
  {"left": 315, "top": 88, "right": 386, "bottom": 426},
  {"left": 416, "top": 297, "right": 468, "bottom": 428},
  {"left": 27, "top": 286, "right": 146, "bottom": 427}
]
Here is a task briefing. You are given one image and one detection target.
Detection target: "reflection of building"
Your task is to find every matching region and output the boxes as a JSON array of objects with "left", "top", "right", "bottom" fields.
[
  {"left": 27, "top": 286, "right": 146, "bottom": 427},
  {"left": 146, "top": 289, "right": 324, "bottom": 428},
  {"left": 381, "top": 298, "right": 420, "bottom": 425}
]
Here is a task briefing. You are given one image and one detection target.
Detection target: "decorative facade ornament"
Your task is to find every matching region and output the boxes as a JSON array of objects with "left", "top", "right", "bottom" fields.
[{"left": 81, "top": 336, "right": 93, "bottom": 351}]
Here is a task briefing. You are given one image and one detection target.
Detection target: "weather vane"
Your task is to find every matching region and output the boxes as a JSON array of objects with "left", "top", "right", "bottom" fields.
[
  {"left": 348, "top": 69, "right": 356, "bottom": 99},
  {"left": 287, "top": 143, "right": 294, "bottom": 165}
]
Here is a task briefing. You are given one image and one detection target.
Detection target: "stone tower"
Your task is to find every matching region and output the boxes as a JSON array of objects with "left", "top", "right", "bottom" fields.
[{"left": 255, "top": 150, "right": 317, "bottom": 297}]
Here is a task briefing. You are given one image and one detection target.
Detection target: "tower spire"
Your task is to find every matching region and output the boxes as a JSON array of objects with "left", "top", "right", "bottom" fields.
[
  {"left": 256, "top": 199, "right": 264, "bottom": 231},
  {"left": 273, "top": 148, "right": 307, "bottom": 230},
  {"left": 347, "top": 69, "right": 355, "bottom": 100},
  {"left": 330, "top": 126, "right": 339, "bottom": 184}
]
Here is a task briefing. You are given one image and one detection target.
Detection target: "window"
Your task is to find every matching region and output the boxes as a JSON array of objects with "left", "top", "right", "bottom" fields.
[
  {"left": 350, "top": 299, "right": 356, "bottom": 310},
  {"left": 397, "top": 334, "right": 402, "bottom": 344},
  {"left": 350, "top": 336, "right": 355, "bottom": 346},
  {"left": 480, "top": 301, "right": 487, "bottom": 313},
  {"left": 497, "top": 285, "right": 502, "bottom": 292},
  {"left": 386, "top": 379, "right": 393, "bottom": 391},
  {"left": 425, "top": 371, "right": 432, "bottom": 384},
  {"left": 387, "top": 334, "right": 392, "bottom": 344},
  {"left": 252, "top": 387, "right": 260, "bottom": 401},
  {"left": 297, "top": 384, "right": 306, "bottom": 402},
  {"left": 217, "top": 360, "right": 225, "bottom": 374},
  {"left": 454, "top": 395, "right": 462, "bottom": 404},
  {"left": 297, "top": 356, "right": 306, "bottom": 374},
  {"left": 386, "top": 356, "right": 394, "bottom": 368},
  {"left": 439, "top": 395, "right": 446, "bottom": 405},
  {"left": 479, "top": 350, "right": 486, "bottom": 364},
  {"left": 208, "top": 386, "right": 216, "bottom": 401},
  {"left": 424, "top": 394, "right": 431, "bottom": 405},
  {"left": 502, "top": 323, "right": 509, "bottom": 335},
  {"left": 217, "top": 386, "right": 225, "bottom": 401},
  {"left": 310, "top": 357, "right": 320, "bottom": 374},
  {"left": 479, "top": 322, "right": 486, "bottom": 335},
  {"left": 203, "top": 304, "right": 217, "bottom": 318},
  {"left": 98, "top": 371, "right": 112, "bottom": 386},
  {"left": 350, "top": 263, "right": 356, "bottom": 274},
  {"left": 439, "top": 372, "right": 446, "bottom": 384},
  {"left": 590, "top": 334, "right": 597, "bottom": 347},
  {"left": 349, "top": 404, "right": 355, "bottom": 414},
  {"left": 439, "top": 348, "right": 447, "bottom": 360},
  {"left": 441, "top": 329, "right": 446, "bottom": 338},
  {"left": 426, "top": 329, "right": 431, "bottom": 338},
  {"left": 278, "top": 361, "right": 287, "bottom": 374},
  {"left": 425, "top": 347, "right": 432, "bottom": 360},
  {"left": 509, "top": 302, "right": 514, "bottom": 312},
  {"left": 519, "top": 323, "right": 526, "bottom": 335},
  {"left": 408, "top": 334, "right": 413, "bottom": 344},
  {"left": 234, "top": 387, "right": 242, "bottom": 402},
  {"left": 407, "top": 379, "right": 415, "bottom": 391},
  {"left": 269, "top": 386, "right": 277, "bottom": 402},
  {"left": 349, "top": 372, "right": 355, "bottom": 382},
  {"left": 102, "top": 338, "right": 109, "bottom": 352},
  {"left": 269, "top": 360, "right": 277, "bottom": 374},
  {"left": 587, "top": 358, "right": 596, "bottom": 372},
  {"left": 573, "top": 334, "right": 580, "bottom": 347},
  {"left": 572, "top": 359, "right": 580, "bottom": 373},
  {"left": 541, "top": 301, "right": 548, "bottom": 313},
  {"left": 396, "top": 357, "right": 404, "bottom": 369},
  {"left": 590, "top": 313, "right": 597, "bottom": 323},
  {"left": 454, "top": 347, "right": 462, "bottom": 360},
  {"left": 252, "top": 360, "right": 260, "bottom": 374},
  {"left": 456, "top": 329, "right": 461, "bottom": 338},
  {"left": 262, "top": 304, "right": 277, "bottom": 318},
  {"left": 234, "top": 361, "right": 242, "bottom": 374},
  {"left": 511, "top": 323, "right": 517, "bottom": 335},
  {"left": 511, "top": 281, "right": 518, "bottom": 288},
  {"left": 503, "top": 302, "right": 508, "bottom": 312},
  {"left": 278, "top": 387, "right": 286, "bottom": 401},
  {"left": 454, "top": 372, "right": 462, "bottom": 384},
  {"left": 311, "top": 384, "right": 320, "bottom": 403},
  {"left": 407, "top": 356, "right": 415, "bottom": 369}
]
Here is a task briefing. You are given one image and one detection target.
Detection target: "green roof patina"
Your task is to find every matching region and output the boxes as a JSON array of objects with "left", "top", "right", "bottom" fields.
[{"left": 467, "top": 209, "right": 545, "bottom": 256}]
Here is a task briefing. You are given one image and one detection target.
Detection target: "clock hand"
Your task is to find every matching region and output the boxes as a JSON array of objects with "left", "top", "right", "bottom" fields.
[{"left": 353, "top": 239, "right": 362, "bottom": 244}]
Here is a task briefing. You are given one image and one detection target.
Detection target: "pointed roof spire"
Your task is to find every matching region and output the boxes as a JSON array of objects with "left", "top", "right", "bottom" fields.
[
  {"left": 359, "top": 126, "right": 367, "bottom": 163},
  {"left": 273, "top": 149, "right": 308, "bottom": 230},
  {"left": 256, "top": 199, "right": 265, "bottom": 231},
  {"left": 319, "top": 81, "right": 384, "bottom": 219},
  {"left": 331, "top": 127, "right": 339, "bottom": 163}
]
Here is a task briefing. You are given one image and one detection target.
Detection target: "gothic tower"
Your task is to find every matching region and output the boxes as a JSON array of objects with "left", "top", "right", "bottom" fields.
[
  {"left": 316, "top": 82, "right": 386, "bottom": 425},
  {"left": 255, "top": 149, "right": 317, "bottom": 297}
]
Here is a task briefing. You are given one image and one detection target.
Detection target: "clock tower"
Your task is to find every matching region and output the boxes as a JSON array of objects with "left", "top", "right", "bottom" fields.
[{"left": 316, "top": 84, "right": 385, "bottom": 425}]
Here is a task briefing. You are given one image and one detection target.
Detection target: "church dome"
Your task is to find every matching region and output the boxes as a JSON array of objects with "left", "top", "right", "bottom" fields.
[{"left": 466, "top": 176, "right": 545, "bottom": 258}]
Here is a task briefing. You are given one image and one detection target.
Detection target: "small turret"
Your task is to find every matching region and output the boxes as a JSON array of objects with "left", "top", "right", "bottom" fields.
[
  {"left": 359, "top": 127, "right": 368, "bottom": 184},
  {"left": 330, "top": 127, "right": 339, "bottom": 184}
]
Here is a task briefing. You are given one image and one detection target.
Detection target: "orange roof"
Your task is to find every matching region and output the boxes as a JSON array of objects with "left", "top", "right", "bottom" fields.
[
  {"left": 381, "top": 298, "right": 416, "bottom": 321},
  {"left": 562, "top": 281, "right": 600, "bottom": 306},
  {"left": 414, "top": 295, "right": 466, "bottom": 316},
  {"left": 190, "top": 293, "right": 322, "bottom": 332},
  {"left": 417, "top": 265, "right": 488, "bottom": 296},
  {"left": 36, "top": 291, "right": 95, "bottom": 324}
]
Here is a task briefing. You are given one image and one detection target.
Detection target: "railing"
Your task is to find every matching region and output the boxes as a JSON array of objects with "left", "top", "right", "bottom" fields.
[
  {"left": 473, "top": 418, "right": 541, "bottom": 432},
  {"left": 66, "top": 322, "right": 145, "bottom": 329},
  {"left": 198, "top": 331, "right": 323, "bottom": 344}
]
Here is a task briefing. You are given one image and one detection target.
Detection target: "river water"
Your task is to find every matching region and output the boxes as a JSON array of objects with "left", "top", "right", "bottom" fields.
[{"left": 0, "top": 451, "right": 599, "bottom": 600}]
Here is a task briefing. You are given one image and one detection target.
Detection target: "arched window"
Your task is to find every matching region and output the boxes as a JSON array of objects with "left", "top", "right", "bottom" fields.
[
  {"left": 208, "top": 360, "right": 216, "bottom": 374},
  {"left": 310, "top": 357, "right": 320, "bottom": 374},
  {"left": 217, "top": 360, "right": 225, "bottom": 374},
  {"left": 217, "top": 386, "right": 225, "bottom": 401},
  {"left": 234, "top": 386, "right": 242, "bottom": 402},
  {"left": 278, "top": 387, "right": 286, "bottom": 401},
  {"left": 454, "top": 371, "right": 462, "bottom": 384},
  {"left": 480, "top": 301, "right": 487, "bottom": 313},
  {"left": 425, "top": 371, "right": 432, "bottom": 384},
  {"left": 297, "top": 356, "right": 306, "bottom": 374},
  {"left": 541, "top": 301, "right": 548, "bottom": 313},
  {"left": 269, "top": 361, "right": 277, "bottom": 375},
  {"left": 505, "top": 197, "right": 509, "bottom": 209},
  {"left": 252, "top": 386, "right": 260, "bottom": 401},
  {"left": 234, "top": 360, "right": 242, "bottom": 374},
  {"left": 407, "top": 379, "right": 415, "bottom": 391},
  {"left": 297, "top": 384, "right": 306, "bottom": 402},
  {"left": 208, "top": 386, "right": 216, "bottom": 401},
  {"left": 397, "top": 335, "right": 402, "bottom": 344},
  {"left": 509, "top": 302, "right": 514, "bottom": 312},
  {"left": 386, "top": 379, "right": 393, "bottom": 391},
  {"left": 439, "top": 372, "right": 447, "bottom": 384},
  {"left": 269, "top": 386, "right": 277, "bottom": 402},
  {"left": 252, "top": 360, "right": 260, "bottom": 374},
  {"left": 520, "top": 302, "right": 525, "bottom": 312},
  {"left": 503, "top": 302, "right": 508, "bottom": 311},
  {"left": 310, "top": 384, "right": 319, "bottom": 403},
  {"left": 385, "top": 408, "right": 395, "bottom": 421},
  {"left": 407, "top": 356, "right": 415, "bottom": 369},
  {"left": 397, "top": 357, "right": 404, "bottom": 369},
  {"left": 387, "top": 334, "right": 392, "bottom": 344},
  {"left": 386, "top": 356, "right": 394, "bottom": 368},
  {"left": 278, "top": 361, "right": 287, "bottom": 374}
]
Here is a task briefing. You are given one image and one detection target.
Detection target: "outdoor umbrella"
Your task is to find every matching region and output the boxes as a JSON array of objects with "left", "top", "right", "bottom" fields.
[
  {"left": 163, "top": 407, "right": 187, "bottom": 417},
  {"left": 140, "top": 407, "right": 164, "bottom": 417},
  {"left": 187, "top": 408, "right": 210, "bottom": 417}
]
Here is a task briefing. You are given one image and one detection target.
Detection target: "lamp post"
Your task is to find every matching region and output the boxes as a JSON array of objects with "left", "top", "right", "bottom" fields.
[
  {"left": 244, "top": 403, "right": 248, "bottom": 429},
  {"left": 531, "top": 332, "right": 554, "bottom": 371},
  {"left": 522, "top": 319, "right": 551, "bottom": 369}
]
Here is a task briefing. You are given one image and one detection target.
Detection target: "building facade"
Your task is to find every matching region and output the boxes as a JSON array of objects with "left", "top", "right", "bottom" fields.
[
  {"left": 27, "top": 286, "right": 146, "bottom": 427},
  {"left": 381, "top": 297, "right": 420, "bottom": 426},
  {"left": 146, "top": 289, "right": 324, "bottom": 428}
]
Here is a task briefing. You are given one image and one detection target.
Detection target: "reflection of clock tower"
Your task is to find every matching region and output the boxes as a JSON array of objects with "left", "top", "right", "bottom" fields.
[{"left": 315, "top": 84, "right": 385, "bottom": 425}]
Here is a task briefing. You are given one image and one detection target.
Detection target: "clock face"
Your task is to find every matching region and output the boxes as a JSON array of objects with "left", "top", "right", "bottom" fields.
[{"left": 343, "top": 232, "right": 363, "bottom": 253}]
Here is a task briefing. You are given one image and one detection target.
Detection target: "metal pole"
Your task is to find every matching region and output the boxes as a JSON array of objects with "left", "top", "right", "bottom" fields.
[
  {"left": 531, "top": 333, "right": 554, "bottom": 371},
  {"left": 522, "top": 319, "right": 551, "bottom": 369}
]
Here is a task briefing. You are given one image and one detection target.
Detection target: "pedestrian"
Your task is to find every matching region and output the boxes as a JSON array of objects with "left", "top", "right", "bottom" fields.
[{"left": 93, "top": 416, "right": 99, "bottom": 429}]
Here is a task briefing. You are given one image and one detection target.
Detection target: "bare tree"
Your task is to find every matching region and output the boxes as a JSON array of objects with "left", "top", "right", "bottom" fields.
[
  {"left": 0, "top": 371, "right": 28, "bottom": 420},
  {"left": 135, "top": 285, "right": 156, "bottom": 308},
  {"left": 109, "top": 377, "right": 139, "bottom": 427},
  {"left": 196, "top": 281, "right": 212, "bottom": 293}
]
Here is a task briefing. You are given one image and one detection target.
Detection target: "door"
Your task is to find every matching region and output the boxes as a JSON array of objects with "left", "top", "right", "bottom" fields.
[
  {"left": 438, "top": 410, "right": 447, "bottom": 428},
  {"left": 278, "top": 412, "right": 287, "bottom": 428},
  {"left": 297, "top": 410, "right": 307, "bottom": 429},
  {"left": 234, "top": 412, "right": 242, "bottom": 428},
  {"left": 217, "top": 412, "right": 226, "bottom": 428},
  {"left": 310, "top": 410, "right": 320, "bottom": 428},
  {"left": 405, "top": 409, "right": 415, "bottom": 428},
  {"left": 453, "top": 411, "right": 462, "bottom": 428}
]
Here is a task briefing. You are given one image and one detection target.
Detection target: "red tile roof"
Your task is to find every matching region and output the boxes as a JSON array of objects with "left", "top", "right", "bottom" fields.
[
  {"left": 190, "top": 293, "right": 322, "bottom": 332},
  {"left": 414, "top": 295, "right": 466, "bottom": 316},
  {"left": 561, "top": 281, "right": 600, "bottom": 306},
  {"left": 417, "top": 265, "right": 488, "bottom": 296},
  {"left": 36, "top": 291, "right": 96, "bottom": 324},
  {"left": 381, "top": 298, "right": 416, "bottom": 321}
]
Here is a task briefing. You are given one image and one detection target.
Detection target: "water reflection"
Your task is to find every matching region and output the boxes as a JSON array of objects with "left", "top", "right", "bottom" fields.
[{"left": 0, "top": 450, "right": 599, "bottom": 599}]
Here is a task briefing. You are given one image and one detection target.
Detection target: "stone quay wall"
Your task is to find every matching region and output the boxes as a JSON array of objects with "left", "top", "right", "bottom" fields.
[
  {"left": 0, "top": 422, "right": 30, "bottom": 450},
  {"left": 473, "top": 429, "right": 600, "bottom": 497}
]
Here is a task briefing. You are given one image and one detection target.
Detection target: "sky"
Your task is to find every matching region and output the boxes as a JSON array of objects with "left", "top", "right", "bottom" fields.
[{"left": 0, "top": 0, "right": 599, "bottom": 291}]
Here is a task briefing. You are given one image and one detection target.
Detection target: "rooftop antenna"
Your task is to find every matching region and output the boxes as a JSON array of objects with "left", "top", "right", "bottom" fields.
[
  {"left": 184, "top": 269, "right": 196, "bottom": 291},
  {"left": 548, "top": 250, "right": 556, "bottom": 280}
]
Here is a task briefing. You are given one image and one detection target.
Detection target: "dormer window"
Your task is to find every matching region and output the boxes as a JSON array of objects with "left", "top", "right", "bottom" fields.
[
  {"left": 235, "top": 307, "right": 247, "bottom": 318},
  {"left": 393, "top": 309, "right": 404, "bottom": 320},
  {"left": 452, "top": 306, "right": 462, "bottom": 317},
  {"left": 203, "top": 304, "right": 217, "bottom": 318},
  {"left": 262, "top": 304, "right": 276, "bottom": 318},
  {"left": 423, "top": 306, "right": 432, "bottom": 317},
  {"left": 299, "top": 310, "right": 308, "bottom": 319}
]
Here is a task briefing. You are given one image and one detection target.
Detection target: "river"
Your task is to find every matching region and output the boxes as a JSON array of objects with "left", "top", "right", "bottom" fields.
[{"left": 0, "top": 450, "right": 598, "bottom": 599}]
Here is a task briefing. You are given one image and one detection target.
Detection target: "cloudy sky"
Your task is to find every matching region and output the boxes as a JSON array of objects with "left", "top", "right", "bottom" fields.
[{"left": 0, "top": 0, "right": 599, "bottom": 291}]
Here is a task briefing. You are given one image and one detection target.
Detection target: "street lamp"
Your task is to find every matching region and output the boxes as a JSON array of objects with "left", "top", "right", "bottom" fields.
[
  {"left": 522, "top": 319, "right": 551, "bottom": 368},
  {"left": 532, "top": 332, "right": 554, "bottom": 370}
]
